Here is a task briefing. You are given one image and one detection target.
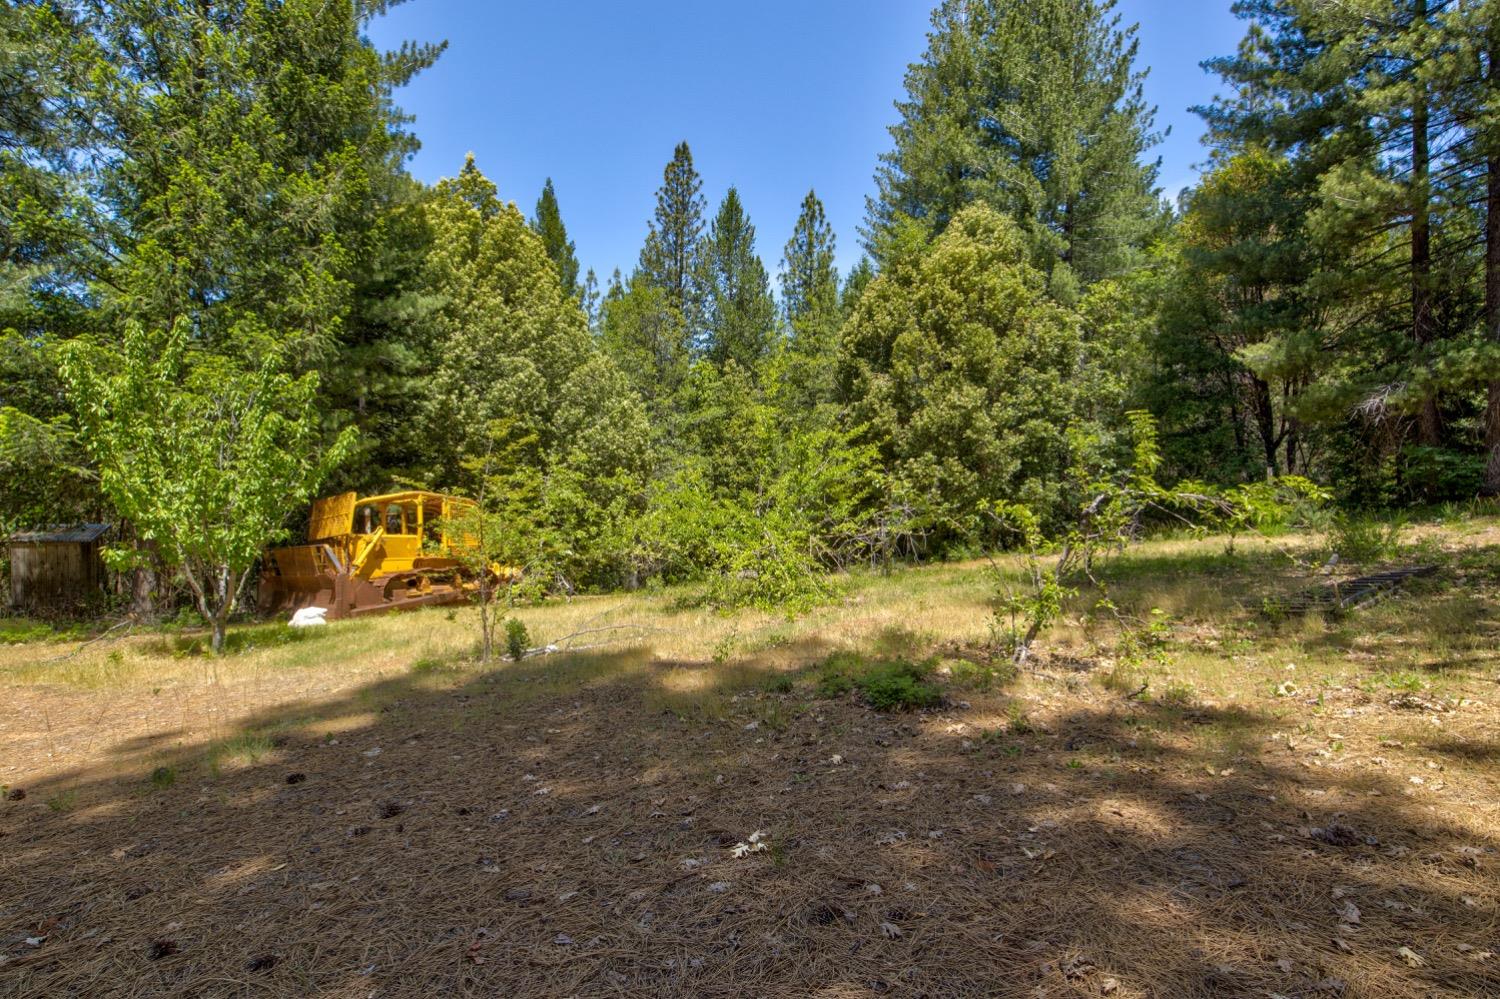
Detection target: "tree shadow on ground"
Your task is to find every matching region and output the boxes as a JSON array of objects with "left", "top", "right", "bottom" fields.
[{"left": 1, "top": 643, "right": 1497, "bottom": 998}]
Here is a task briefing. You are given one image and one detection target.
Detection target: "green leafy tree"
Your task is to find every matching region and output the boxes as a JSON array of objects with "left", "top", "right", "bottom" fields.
[
  {"left": 867, "top": 0, "right": 1161, "bottom": 287},
  {"left": 60, "top": 322, "right": 353, "bottom": 652},
  {"left": 841, "top": 203, "right": 1116, "bottom": 539},
  {"left": 626, "top": 362, "right": 878, "bottom": 610},
  {"left": 1149, "top": 149, "right": 1322, "bottom": 482},
  {"left": 599, "top": 270, "right": 692, "bottom": 417},
  {"left": 532, "top": 177, "right": 580, "bottom": 299},
  {"left": 420, "top": 156, "right": 651, "bottom": 587},
  {"left": 698, "top": 187, "right": 776, "bottom": 371},
  {"left": 436, "top": 418, "right": 549, "bottom": 663}
]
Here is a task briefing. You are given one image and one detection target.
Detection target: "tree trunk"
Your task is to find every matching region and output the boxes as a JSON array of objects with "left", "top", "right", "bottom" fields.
[
  {"left": 1250, "top": 374, "right": 1279, "bottom": 476},
  {"left": 130, "top": 565, "right": 156, "bottom": 619},
  {"left": 1484, "top": 23, "right": 1500, "bottom": 495},
  {"left": 477, "top": 581, "right": 493, "bottom": 663},
  {"left": 1411, "top": 0, "right": 1442, "bottom": 448}
]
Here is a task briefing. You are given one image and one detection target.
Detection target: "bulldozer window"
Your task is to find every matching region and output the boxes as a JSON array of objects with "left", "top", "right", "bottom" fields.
[
  {"left": 358, "top": 505, "right": 379, "bottom": 534},
  {"left": 385, "top": 504, "right": 407, "bottom": 535}
]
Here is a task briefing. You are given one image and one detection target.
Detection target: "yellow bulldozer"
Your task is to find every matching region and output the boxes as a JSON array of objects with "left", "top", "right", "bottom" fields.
[{"left": 259, "top": 490, "right": 483, "bottom": 620}]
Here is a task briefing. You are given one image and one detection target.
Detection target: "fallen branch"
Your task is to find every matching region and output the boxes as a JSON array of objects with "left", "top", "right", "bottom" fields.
[
  {"left": 41, "top": 619, "right": 134, "bottom": 663},
  {"left": 519, "top": 623, "right": 672, "bottom": 659}
]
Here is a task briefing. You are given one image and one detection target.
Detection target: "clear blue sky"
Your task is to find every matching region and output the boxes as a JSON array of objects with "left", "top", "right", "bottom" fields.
[{"left": 366, "top": 1, "right": 1246, "bottom": 284}]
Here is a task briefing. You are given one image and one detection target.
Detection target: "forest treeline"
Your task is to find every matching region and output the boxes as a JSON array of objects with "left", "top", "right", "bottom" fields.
[{"left": 4, "top": 0, "right": 1500, "bottom": 619}]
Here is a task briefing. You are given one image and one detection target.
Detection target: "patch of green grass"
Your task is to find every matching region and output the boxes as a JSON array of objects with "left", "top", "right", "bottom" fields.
[
  {"left": 762, "top": 672, "right": 796, "bottom": 695},
  {"left": 948, "top": 658, "right": 1016, "bottom": 691},
  {"left": 411, "top": 654, "right": 462, "bottom": 675},
  {"left": 0, "top": 618, "right": 89, "bottom": 644},
  {"left": 46, "top": 789, "right": 77, "bottom": 812},
  {"left": 1005, "top": 700, "right": 1033, "bottom": 734},
  {"left": 157, "top": 621, "right": 322, "bottom": 658},
  {"left": 1364, "top": 670, "right": 1427, "bottom": 693},
  {"left": 207, "top": 732, "right": 276, "bottom": 775},
  {"left": 148, "top": 765, "right": 177, "bottom": 790},
  {"left": 1158, "top": 680, "right": 1198, "bottom": 708},
  {"left": 812, "top": 651, "right": 942, "bottom": 710}
]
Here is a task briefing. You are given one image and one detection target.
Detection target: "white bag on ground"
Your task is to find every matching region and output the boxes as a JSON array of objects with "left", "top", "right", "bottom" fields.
[{"left": 288, "top": 606, "right": 328, "bottom": 628}]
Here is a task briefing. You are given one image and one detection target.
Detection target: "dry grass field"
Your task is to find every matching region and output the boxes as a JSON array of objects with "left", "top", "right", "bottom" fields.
[{"left": 2, "top": 518, "right": 1498, "bottom": 997}]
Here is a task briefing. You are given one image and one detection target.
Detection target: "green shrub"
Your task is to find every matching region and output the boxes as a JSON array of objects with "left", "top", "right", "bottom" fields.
[
  {"left": 1159, "top": 680, "right": 1197, "bottom": 707},
  {"left": 1326, "top": 513, "right": 1403, "bottom": 565},
  {"left": 856, "top": 659, "right": 942, "bottom": 711},
  {"left": 1006, "top": 700, "right": 1033, "bottom": 734},
  {"left": 763, "top": 673, "right": 795, "bottom": 694},
  {"left": 504, "top": 618, "right": 531, "bottom": 662},
  {"left": 815, "top": 650, "right": 865, "bottom": 698},
  {"left": 149, "top": 765, "right": 176, "bottom": 790}
]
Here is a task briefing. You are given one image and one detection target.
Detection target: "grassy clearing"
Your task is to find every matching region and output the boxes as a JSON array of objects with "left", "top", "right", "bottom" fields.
[{"left": 1, "top": 519, "right": 1498, "bottom": 996}]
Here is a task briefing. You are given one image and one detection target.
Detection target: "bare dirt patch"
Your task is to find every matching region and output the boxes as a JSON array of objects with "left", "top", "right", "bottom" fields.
[{"left": 2, "top": 532, "right": 1498, "bottom": 997}]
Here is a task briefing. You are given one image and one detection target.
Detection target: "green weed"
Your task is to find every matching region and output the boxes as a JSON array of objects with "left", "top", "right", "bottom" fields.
[{"left": 857, "top": 659, "right": 942, "bottom": 711}]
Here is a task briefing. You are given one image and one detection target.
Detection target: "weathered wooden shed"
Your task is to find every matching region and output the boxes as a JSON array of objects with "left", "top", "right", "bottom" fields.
[{"left": 6, "top": 524, "right": 111, "bottom": 612}]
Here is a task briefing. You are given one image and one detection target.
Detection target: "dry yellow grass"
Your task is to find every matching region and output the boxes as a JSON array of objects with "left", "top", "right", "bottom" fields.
[{"left": 2, "top": 520, "right": 1498, "bottom": 996}]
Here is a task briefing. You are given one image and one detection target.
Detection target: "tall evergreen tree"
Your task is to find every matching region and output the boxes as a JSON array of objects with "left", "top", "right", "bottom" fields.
[
  {"left": 866, "top": 0, "right": 1161, "bottom": 288},
  {"left": 780, "top": 190, "right": 839, "bottom": 324},
  {"left": 639, "top": 141, "right": 706, "bottom": 315},
  {"left": 77, "top": 0, "right": 443, "bottom": 364},
  {"left": 840, "top": 257, "right": 876, "bottom": 318},
  {"left": 1149, "top": 149, "right": 1322, "bottom": 481},
  {"left": 580, "top": 267, "right": 601, "bottom": 333},
  {"left": 698, "top": 187, "right": 775, "bottom": 371},
  {"left": 1203, "top": 0, "right": 1486, "bottom": 489},
  {"left": 532, "top": 177, "right": 580, "bottom": 298},
  {"left": 770, "top": 190, "right": 842, "bottom": 417}
]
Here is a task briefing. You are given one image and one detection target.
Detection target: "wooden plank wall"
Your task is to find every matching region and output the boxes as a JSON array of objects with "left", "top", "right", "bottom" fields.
[{"left": 8, "top": 541, "right": 101, "bottom": 610}]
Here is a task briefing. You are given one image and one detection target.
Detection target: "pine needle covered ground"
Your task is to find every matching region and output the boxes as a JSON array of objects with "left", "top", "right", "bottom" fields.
[{"left": 2, "top": 520, "right": 1498, "bottom": 998}]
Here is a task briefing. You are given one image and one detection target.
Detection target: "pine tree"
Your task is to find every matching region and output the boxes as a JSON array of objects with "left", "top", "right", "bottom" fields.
[
  {"left": 780, "top": 190, "right": 839, "bottom": 324},
  {"left": 770, "top": 190, "right": 842, "bottom": 417},
  {"left": 580, "top": 267, "right": 601, "bottom": 334},
  {"left": 639, "top": 141, "right": 706, "bottom": 316},
  {"left": 86, "top": 0, "right": 443, "bottom": 364},
  {"left": 866, "top": 0, "right": 1161, "bottom": 286},
  {"left": 840, "top": 257, "right": 876, "bottom": 318},
  {"left": 1148, "top": 149, "right": 1321, "bottom": 482},
  {"left": 698, "top": 187, "right": 776, "bottom": 371},
  {"left": 1203, "top": 0, "right": 1486, "bottom": 489},
  {"left": 532, "top": 177, "right": 580, "bottom": 299}
]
